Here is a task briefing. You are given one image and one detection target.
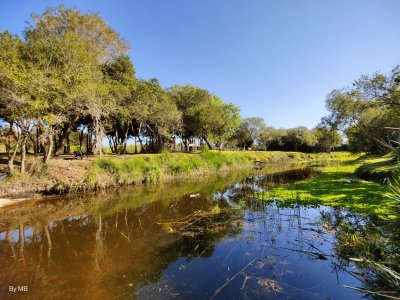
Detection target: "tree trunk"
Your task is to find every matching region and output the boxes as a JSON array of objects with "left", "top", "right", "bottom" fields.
[
  {"left": 138, "top": 135, "right": 147, "bottom": 154},
  {"left": 86, "top": 129, "right": 90, "bottom": 153},
  {"left": 122, "top": 123, "right": 129, "bottom": 154},
  {"left": 134, "top": 136, "right": 138, "bottom": 154},
  {"left": 79, "top": 129, "right": 84, "bottom": 150},
  {"left": 113, "top": 125, "right": 119, "bottom": 154},
  {"left": 35, "top": 128, "right": 39, "bottom": 155},
  {"left": 203, "top": 136, "right": 213, "bottom": 150},
  {"left": 7, "top": 145, "right": 18, "bottom": 173},
  {"left": 20, "top": 135, "right": 28, "bottom": 174},
  {"left": 372, "top": 136, "right": 400, "bottom": 157},
  {"left": 92, "top": 118, "right": 103, "bottom": 159},
  {"left": 54, "top": 134, "right": 58, "bottom": 156},
  {"left": 133, "top": 123, "right": 147, "bottom": 154},
  {"left": 66, "top": 133, "right": 70, "bottom": 153},
  {"left": 44, "top": 134, "right": 53, "bottom": 164},
  {"left": 54, "top": 116, "right": 79, "bottom": 155}
]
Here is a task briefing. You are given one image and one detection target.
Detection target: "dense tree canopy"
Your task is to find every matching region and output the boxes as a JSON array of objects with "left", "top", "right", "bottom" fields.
[
  {"left": 323, "top": 67, "right": 400, "bottom": 156},
  {"left": 170, "top": 85, "right": 241, "bottom": 150},
  {"left": 0, "top": 5, "right": 354, "bottom": 175},
  {"left": 0, "top": 7, "right": 245, "bottom": 172}
]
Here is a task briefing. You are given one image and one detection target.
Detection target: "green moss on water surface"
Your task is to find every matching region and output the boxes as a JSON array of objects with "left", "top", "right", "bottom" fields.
[{"left": 257, "top": 153, "right": 397, "bottom": 219}]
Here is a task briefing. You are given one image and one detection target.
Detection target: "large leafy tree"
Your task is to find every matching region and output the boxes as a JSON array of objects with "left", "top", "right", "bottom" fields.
[
  {"left": 259, "top": 126, "right": 286, "bottom": 150},
  {"left": 132, "top": 79, "right": 181, "bottom": 153},
  {"left": 324, "top": 67, "right": 400, "bottom": 156},
  {"left": 25, "top": 6, "right": 130, "bottom": 157},
  {"left": 231, "top": 117, "right": 266, "bottom": 150},
  {"left": 284, "top": 126, "right": 317, "bottom": 152},
  {"left": 170, "top": 85, "right": 240, "bottom": 149},
  {"left": 215, "top": 102, "right": 241, "bottom": 148},
  {"left": 313, "top": 126, "right": 342, "bottom": 153}
]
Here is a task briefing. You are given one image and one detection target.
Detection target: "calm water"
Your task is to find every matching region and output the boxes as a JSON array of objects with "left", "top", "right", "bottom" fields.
[{"left": 0, "top": 165, "right": 393, "bottom": 299}]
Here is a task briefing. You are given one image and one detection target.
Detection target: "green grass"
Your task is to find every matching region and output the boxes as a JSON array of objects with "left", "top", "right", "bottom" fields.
[
  {"left": 84, "top": 150, "right": 350, "bottom": 189},
  {"left": 256, "top": 153, "right": 397, "bottom": 219},
  {"left": 356, "top": 152, "right": 397, "bottom": 182}
]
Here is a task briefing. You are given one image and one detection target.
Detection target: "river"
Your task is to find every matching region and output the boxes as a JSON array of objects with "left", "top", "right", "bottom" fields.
[{"left": 0, "top": 163, "right": 397, "bottom": 299}]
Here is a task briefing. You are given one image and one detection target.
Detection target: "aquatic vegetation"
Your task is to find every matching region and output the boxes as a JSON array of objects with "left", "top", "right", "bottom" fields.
[{"left": 257, "top": 155, "right": 397, "bottom": 219}]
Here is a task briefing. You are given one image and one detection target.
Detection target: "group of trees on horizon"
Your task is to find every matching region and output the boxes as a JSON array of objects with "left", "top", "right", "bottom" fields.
[{"left": 0, "top": 6, "right": 398, "bottom": 175}]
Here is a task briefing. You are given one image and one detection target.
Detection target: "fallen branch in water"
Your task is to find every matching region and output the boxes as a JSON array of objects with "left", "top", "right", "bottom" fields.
[
  {"left": 210, "top": 258, "right": 256, "bottom": 299},
  {"left": 281, "top": 246, "right": 331, "bottom": 260},
  {"left": 155, "top": 211, "right": 201, "bottom": 224},
  {"left": 294, "top": 238, "right": 329, "bottom": 257}
]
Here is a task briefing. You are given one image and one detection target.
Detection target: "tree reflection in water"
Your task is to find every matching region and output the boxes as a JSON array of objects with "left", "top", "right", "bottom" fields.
[{"left": 0, "top": 165, "right": 397, "bottom": 299}]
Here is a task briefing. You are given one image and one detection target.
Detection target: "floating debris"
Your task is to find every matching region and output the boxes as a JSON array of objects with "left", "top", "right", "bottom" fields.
[
  {"left": 156, "top": 208, "right": 242, "bottom": 237},
  {"left": 241, "top": 272, "right": 283, "bottom": 295},
  {"left": 257, "top": 278, "right": 283, "bottom": 294}
]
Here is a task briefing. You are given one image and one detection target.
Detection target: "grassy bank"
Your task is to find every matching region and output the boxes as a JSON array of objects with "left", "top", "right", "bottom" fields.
[
  {"left": 84, "top": 150, "right": 345, "bottom": 188},
  {"left": 256, "top": 153, "right": 398, "bottom": 219},
  {"left": 355, "top": 152, "right": 397, "bottom": 182},
  {"left": 0, "top": 150, "right": 347, "bottom": 200}
]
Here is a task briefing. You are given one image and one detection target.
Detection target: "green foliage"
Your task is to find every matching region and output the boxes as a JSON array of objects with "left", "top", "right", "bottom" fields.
[
  {"left": 170, "top": 85, "right": 241, "bottom": 149},
  {"left": 200, "top": 150, "right": 227, "bottom": 169},
  {"left": 160, "top": 149, "right": 172, "bottom": 162},
  {"left": 168, "top": 160, "right": 192, "bottom": 174},
  {"left": 284, "top": 126, "right": 317, "bottom": 151},
  {"left": 313, "top": 126, "right": 342, "bottom": 152},
  {"left": 323, "top": 67, "right": 400, "bottom": 156},
  {"left": 230, "top": 117, "right": 266, "bottom": 149}
]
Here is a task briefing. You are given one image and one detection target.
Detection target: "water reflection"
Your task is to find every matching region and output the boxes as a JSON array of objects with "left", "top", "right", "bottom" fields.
[{"left": 0, "top": 164, "right": 393, "bottom": 299}]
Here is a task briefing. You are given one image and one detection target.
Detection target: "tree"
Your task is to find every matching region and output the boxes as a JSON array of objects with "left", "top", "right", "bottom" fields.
[
  {"left": 313, "top": 126, "right": 342, "bottom": 153},
  {"left": 259, "top": 126, "right": 285, "bottom": 150},
  {"left": 25, "top": 6, "right": 130, "bottom": 157},
  {"left": 132, "top": 79, "right": 181, "bottom": 153},
  {"left": 215, "top": 102, "right": 241, "bottom": 149},
  {"left": 284, "top": 126, "right": 317, "bottom": 152},
  {"left": 103, "top": 55, "right": 136, "bottom": 154},
  {"left": 0, "top": 31, "right": 43, "bottom": 172},
  {"left": 170, "top": 85, "right": 240, "bottom": 150},
  {"left": 231, "top": 117, "right": 266, "bottom": 149},
  {"left": 324, "top": 67, "right": 400, "bottom": 156}
]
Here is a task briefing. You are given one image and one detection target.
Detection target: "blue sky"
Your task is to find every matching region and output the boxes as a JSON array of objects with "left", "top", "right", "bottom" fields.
[{"left": 1, "top": 0, "right": 399, "bottom": 129}]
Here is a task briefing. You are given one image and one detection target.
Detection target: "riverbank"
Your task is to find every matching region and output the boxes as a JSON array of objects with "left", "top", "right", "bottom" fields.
[
  {"left": 355, "top": 152, "right": 397, "bottom": 182},
  {"left": 0, "top": 150, "right": 349, "bottom": 202},
  {"left": 258, "top": 153, "right": 398, "bottom": 219}
]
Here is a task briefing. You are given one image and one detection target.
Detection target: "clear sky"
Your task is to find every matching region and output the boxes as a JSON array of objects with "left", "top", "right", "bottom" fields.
[{"left": 1, "top": 0, "right": 399, "bottom": 129}]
